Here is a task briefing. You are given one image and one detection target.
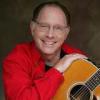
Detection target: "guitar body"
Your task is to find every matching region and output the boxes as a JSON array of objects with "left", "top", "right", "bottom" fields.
[{"left": 53, "top": 59, "right": 100, "bottom": 100}]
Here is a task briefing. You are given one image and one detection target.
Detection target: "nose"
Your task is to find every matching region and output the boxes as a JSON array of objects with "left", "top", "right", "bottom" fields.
[{"left": 46, "top": 26, "right": 54, "bottom": 38}]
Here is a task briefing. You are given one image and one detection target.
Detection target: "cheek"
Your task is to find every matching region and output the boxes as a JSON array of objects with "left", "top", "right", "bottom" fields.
[
  {"left": 33, "top": 31, "right": 44, "bottom": 39},
  {"left": 57, "top": 33, "right": 68, "bottom": 42}
]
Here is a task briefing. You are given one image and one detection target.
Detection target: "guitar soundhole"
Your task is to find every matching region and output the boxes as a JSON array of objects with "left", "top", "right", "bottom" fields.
[{"left": 69, "top": 84, "right": 91, "bottom": 100}]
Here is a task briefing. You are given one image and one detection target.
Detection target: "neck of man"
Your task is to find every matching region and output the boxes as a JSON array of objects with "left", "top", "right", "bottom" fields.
[{"left": 42, "top": 49, "right": 61, "bottom": 66}]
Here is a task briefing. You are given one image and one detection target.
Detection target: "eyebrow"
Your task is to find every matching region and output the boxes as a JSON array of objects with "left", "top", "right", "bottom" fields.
[{"left": 36, "top": 21, "right": 67, "bottom": 27}]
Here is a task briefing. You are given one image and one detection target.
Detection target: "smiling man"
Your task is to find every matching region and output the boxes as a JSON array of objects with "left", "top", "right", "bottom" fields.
[
  {"left": 3, "top": 1, "right": 87, "bottom": 100},
  {"left": 30, "top": 4, "right": 70, "bottom": 67}
]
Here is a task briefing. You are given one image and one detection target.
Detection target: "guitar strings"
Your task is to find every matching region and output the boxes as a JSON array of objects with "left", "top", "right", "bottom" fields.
[
  {"left": 79, "top": 71, "right": 100, "bottom": 99},
  {"left": 80, "top": 89, "right": 91, "bottom": 99},
  {"left": 70, "top": 80, "right": 99, "bottom": 100},
  {"left": 69, "top": 64, "right": 100, "bottom": 99},
  {"left": 70, "top": 89, "right": 90, "bottom": 100},
  {"left": 87, "top": 73, "right": 100, "bottom": 90},
  {"left": 73, "top": 76, "right": 100, "bottom": 97},
  {"left": 71, "top": 92, "right": 89, "bottom": 100},
  {"left": 72, "top": 82, "right": 95, "bottom": 98},
  {"left": 72, "top": 85, "right": 88, "bottom": 98},
  {"left": 78, "top": 87, "right": 90, "bottom": 99},
  {"left": 70, "top": 94, "right": 77, "bottom": 100}
]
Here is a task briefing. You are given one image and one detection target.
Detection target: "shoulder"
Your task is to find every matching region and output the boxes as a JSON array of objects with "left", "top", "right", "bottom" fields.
[
  {"left": 14, "top": 42, "right": 33, "bottom": 52},
  {"left": 3, "top": 42, "right": 34, "bottom": 63},
  {"left": 9, "top": 42, "right": 32, "bottom": 55},
  {"left": 62, "top": 43, "right": 86, "bottom": 55},
  {"left": 3, "top": 42, "right": 35, "bottom": 73}
]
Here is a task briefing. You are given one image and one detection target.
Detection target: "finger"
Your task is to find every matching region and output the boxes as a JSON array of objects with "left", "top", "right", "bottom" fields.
[
  {"left": 65, "top": 53, "right": 88, "bottom": 60},
  {"left": 72, "top": 53, "right": 88, "bottom": 59}
]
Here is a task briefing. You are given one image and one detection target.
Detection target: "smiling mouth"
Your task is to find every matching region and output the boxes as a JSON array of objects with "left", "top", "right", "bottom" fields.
[{"left": 42, "top": 40, "right": 56, "bottom": 46}]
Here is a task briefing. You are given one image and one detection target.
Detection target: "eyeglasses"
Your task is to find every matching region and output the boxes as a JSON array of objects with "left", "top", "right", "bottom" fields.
[{"left": 35, "top": 21, "right": 68, "bottom": 33}]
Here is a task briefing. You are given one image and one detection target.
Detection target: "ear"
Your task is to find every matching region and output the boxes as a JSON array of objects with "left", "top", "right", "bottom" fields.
[
  {"left": 30, "top": 21, "right": 35, "bottom": 36},
  {"left": 66, "top": 26, "right": 70, "bottom": 35},
  {"left": 64, "top": 26, "right": 70, "bottom": 41}
]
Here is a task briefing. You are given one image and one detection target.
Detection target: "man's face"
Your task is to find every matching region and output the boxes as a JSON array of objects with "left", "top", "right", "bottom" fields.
[{"left": 31, "top": 6, "right": 70, "bottom": 55}]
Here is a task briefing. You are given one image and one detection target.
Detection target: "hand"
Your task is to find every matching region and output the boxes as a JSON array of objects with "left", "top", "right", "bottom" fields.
[{"left": 54, "top": 53, "right": 88, "bottom": 73}]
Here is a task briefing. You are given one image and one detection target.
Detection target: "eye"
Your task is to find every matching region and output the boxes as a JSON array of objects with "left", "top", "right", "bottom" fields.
[
  {"left": 55, "top": 26, "right": 63, "bottom": 30},
  {"left": 41, "top": 24, "right": 48, "bottom": 28},
  {"left": 39, "top": 23, "right": 48, "bottom": 28},
  {"left": 38, "top": 23, "right": 49, "bottom": 31}
]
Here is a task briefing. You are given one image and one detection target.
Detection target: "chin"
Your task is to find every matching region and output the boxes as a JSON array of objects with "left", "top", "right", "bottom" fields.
[{"left": 41, "top": 49, "right": 57, "bottom": 55}]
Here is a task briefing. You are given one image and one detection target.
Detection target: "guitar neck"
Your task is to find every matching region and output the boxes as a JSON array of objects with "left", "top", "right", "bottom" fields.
[{"left": 85, "top": 69, "right": 100, "bottom": 91}]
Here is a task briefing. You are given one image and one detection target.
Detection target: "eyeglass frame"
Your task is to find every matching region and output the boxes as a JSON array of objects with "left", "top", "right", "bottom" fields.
[{"left": 34, "top": 20, "right": 69, "bottom": 33}]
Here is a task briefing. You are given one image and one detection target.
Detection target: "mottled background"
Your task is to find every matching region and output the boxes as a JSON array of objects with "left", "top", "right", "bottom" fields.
[{"left": 0, "top": 0, "right": 100, "bottom": 99}]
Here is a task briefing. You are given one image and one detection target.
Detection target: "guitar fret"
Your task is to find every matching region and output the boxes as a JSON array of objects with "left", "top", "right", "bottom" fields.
[
  {"left": 85, "top": 69, "right": 100, "bottom": 91},
  {"left": 86, "top": 78, "right": 100, "bottom": 90},
  {"left": 93, "top": 74, "right": 100, "bottom": 84}
]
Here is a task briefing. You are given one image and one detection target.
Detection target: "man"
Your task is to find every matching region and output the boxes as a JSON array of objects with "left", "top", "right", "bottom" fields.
[{"left": 3, "top": 1, "right": 87, "bottom": 100}]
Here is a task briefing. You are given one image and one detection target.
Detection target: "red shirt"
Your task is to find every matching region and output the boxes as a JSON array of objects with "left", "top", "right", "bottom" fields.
[{"left": 2, "top": 41, "right": 84, "bottom": 100}]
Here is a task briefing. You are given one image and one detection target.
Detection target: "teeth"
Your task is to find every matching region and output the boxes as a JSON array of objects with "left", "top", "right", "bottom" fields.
[
  {"left": 45, "top": 42, "right": 54, "bottom": 45},
  {"left": 43, "top": 41, "right": 55, "bottom": 45}
]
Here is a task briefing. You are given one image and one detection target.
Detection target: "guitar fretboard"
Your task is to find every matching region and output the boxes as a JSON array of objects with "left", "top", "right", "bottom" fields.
[{"left": 85, "top": 69, "right": 100, "bottom": 91}]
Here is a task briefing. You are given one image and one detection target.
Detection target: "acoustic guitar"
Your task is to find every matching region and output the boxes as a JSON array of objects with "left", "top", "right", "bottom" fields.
[{"left": 53, "top": 59, "right": 100, "bottom": 100}]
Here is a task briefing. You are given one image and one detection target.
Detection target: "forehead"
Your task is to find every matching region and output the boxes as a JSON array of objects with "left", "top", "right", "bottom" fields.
[{"left": 36, "top": 6, "right": 67, "bottom": 25}]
